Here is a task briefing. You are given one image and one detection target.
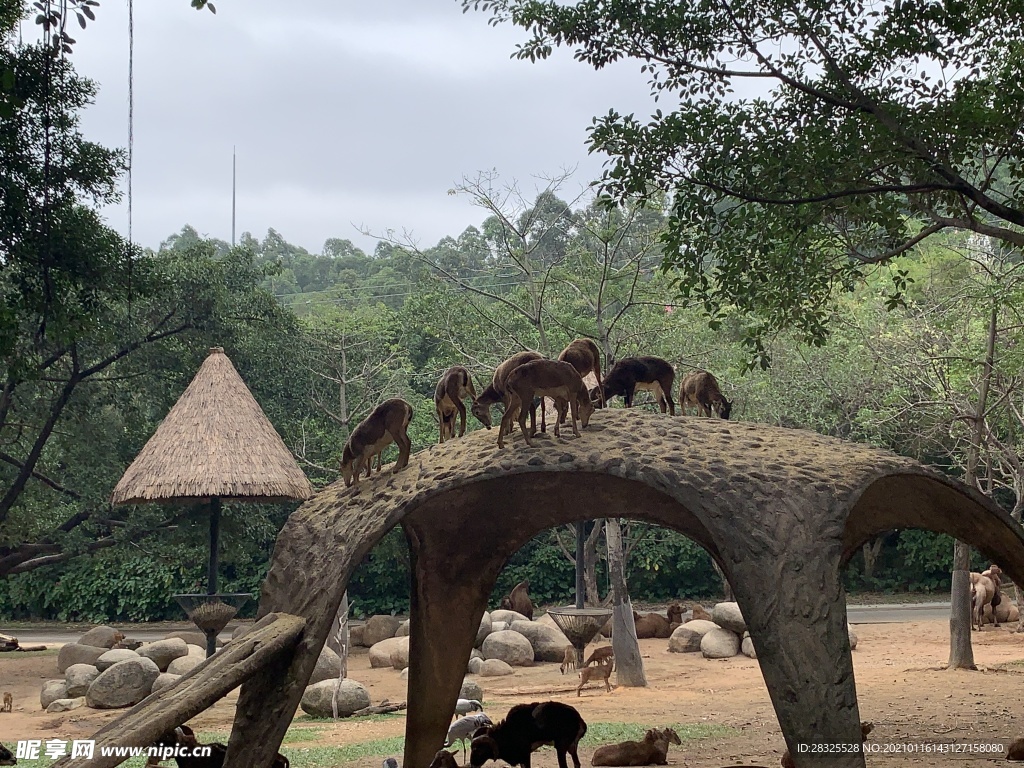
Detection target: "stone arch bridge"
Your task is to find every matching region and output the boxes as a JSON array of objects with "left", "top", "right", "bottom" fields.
[{"left": 221, "top": 410, "right": 1024, "bottom": 768}]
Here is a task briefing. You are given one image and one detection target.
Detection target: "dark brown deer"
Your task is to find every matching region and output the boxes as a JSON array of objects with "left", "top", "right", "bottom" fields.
[
  {"left": 592, "top": 727, "right": 682, "bottom": 766},
  {"left": 340, "top": 399, "right": 413, "bottom": 487},
  {"left": 558, "top": 339, "right": 604, "bottom": 412},
  {"left": 601, "top": 357, "right": 675, "bottom": 415},
  {"left": 498, "top": 360, "right": 594, "bottom": 448},
  {"left": 434, "top": 366, "right": 478, "bottom": 443},
  {"left": 472, "top": 351, "right": 546, "bottom": 436},
  {"left": 470, "top": 701, "right": 587, "bottom": 768},
  {"left": 679, "top": 370, "right": 732, "bottom": 419}
]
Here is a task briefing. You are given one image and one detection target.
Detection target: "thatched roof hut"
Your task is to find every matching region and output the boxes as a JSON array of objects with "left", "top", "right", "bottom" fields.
[{"left": 111, "top": 347, "right": 314, "bottom": 505}]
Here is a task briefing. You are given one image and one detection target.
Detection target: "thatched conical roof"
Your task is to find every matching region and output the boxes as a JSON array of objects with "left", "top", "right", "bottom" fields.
[{"left": 111, "top": 347, "right": 314, "bottom": 505}]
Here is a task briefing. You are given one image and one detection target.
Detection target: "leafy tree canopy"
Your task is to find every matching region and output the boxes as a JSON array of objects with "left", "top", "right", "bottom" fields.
[{"left": 462, "top": 0, "right": 1024, "bottom": 365}]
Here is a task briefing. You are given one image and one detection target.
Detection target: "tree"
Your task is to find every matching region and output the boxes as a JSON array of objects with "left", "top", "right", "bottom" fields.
[{"left": 463, "top": 0, "right": 1024, "bottom": 365}]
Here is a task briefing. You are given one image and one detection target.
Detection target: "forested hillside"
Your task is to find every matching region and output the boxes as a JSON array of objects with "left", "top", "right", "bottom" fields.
[{"left": 2, "top": 173, "right": 1014, "bottom": 620}]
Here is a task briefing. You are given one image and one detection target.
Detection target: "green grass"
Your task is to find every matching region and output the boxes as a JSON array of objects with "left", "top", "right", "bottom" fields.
[
  {"left": 582, "top": 721, "right": 734, "bottom": 746},
  {"left": 283, "top": 737, "right": 405, "bottom": 767},
  {"left": 293, "top": 712, "right": 405, "bottom": 724},
  {"left": 2, "top": 647, "right": 59, "bottom": 658}
]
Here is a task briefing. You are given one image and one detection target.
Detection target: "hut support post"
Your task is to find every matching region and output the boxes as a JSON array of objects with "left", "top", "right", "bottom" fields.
[
  {"left": 206, "top": 497, "right": 221, "bottom": 658},
  {"left": 575, "top": 520, "right": 585, "bottom": 608}
]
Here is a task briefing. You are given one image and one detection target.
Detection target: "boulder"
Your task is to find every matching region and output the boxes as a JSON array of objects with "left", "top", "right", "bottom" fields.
[
  {"left": 489, "top": 609, "right": 528, "bottom": 626},
  {"left": 701, "top": 628, "right": 741, "bottom": 659},
  {"left": 475, "top": 612, "right": 493, "bottom": 647},
  {"left": 460, "top": 678, "right": 483, "bottom": 701},
  {"left": 368, "top": 637, "right": 408, "bottom": 669},
  {"left": 299, "top": 679, "right": 370, "bottom": 718},
  {"left": 151, "top": 673, "right": 181, "bottom": 694},
  {"left": 479, "top": 659, "right": 514, "bottom": 677},
  {"left": 46, "top": 697, "right": 86, "bottom": 713},
  {"left": 848, "top": 624, "right": 858, "bottom": 651},
  {"left": 363, "top": 615, "right": 401, "bottom": 646},
  {"left": 186, "top": 644, "right": 206, "bottom": 657},
  {"left": 741, "top": 636, "right": 757, "bottom": 659},
  {"left": 78, "top": 626, "right": 123, "bottom": 649},
  {"left": 535, "top": 613, "right": 559, "bottom": 630},
  {"left": 137, "top": 638, "right": 188, "bottom": 672},
  {"left": 40, "top": 679, "right": 68, "bottom": 710},
  {"left": 167, "top": 655, "right": 203, "bottom": 676},
  {"left": 64, "top": 664, "right": 99, "bottom": 698},
  {"left": 309, "top": 645, "right": 344, "bottom": 685},
  {"left": 400, "top": 667, "right": 410, "bottom": 680},
  {"left": 86, "top": 657, "right": 160, "bottom": 709},
  {"left": 57, "top": 643, "right": 106, "bottom": 673},
  {"left": 390, "top": 643, "right": 411, "bottom": 671},
  {"left": 164, "top": 631, "right": 212, "bottom": 648},
  {"left": 509, "top": 620, "right": 571, "bottom": 662},
  {"left": 395, "top": 620, "right": 411, "bottom": 638},
  {"left": 668, "top": 619, "right": 719, "bottom": 653},
  {"left": 711, "top": 602, "right": 746, "bottom": 633},
  {"left": 467, "top": 657, "right": 484, "bottom": 675},
  {"left": 96, "top": 649, "right": 142, "bottom": 672},
  {"left": 350, "top": 625, "right": 366, "bottom": 647},
  {"left": 481, "top": 630, "right": 534, "bottom": 667},
  {"left": 231, "top": 625, "right": 252, "bottom": 641}
]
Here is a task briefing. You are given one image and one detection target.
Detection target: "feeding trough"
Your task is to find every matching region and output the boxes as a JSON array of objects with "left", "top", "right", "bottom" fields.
[
  {"left": 547, "top": 605, "right": 612, "bottom": 662},
  {"left": 174, "top": 593, "right": 250, "bottom": 654}
]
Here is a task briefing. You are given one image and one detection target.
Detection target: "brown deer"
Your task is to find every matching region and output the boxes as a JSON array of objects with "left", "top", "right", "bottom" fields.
[
  {"left": 592, "top": 727, "right": 682, "bottom": 766},
  {"left": 679, "top": 370, "right": 732, "bottom": 419},
  {"left": 1, "top": 692, "right": 10, "bottom": 712},
  {"left": 472, "top": 351, "right": 546, "bottom": 436},
  {"left": 498, "top": 360, "right": 595, "bottom": 448},
  {"left": 505, "top": 578, "right": 534, "bottom": 619},
  {"left": 340, "top": 399, "right": 413, "bottom": 487},
  {"left": 583, "top": 645, "right": 614, "bottom": 668},
  {"left": 558, "top": 338, "right": 604, "bottom": 411},
  {"left": 559, "top": 645, "right": 579, "bottom": 675},
  {"left": 434, "top": 366, "right": 478, "bottom": 443},
  {"left": 601, "top": 357, "right": 676, "bottom": 415},
  {"left": 577, "top": 657, "right": 614, "bottom": 696}
]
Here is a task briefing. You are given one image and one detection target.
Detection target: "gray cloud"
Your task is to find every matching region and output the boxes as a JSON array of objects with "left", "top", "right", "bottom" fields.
[{"left": 65, "top": 1, "right": 658, "bottom": 254}]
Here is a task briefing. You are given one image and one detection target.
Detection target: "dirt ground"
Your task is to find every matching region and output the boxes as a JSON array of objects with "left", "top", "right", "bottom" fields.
[{"left": 1, "top": 619, "right": 1022, "bottom": 767}]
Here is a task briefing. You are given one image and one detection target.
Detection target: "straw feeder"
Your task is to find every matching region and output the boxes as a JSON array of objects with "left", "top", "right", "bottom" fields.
[{"left": 111, "top": 347, "right": 313, "bottom": 656}]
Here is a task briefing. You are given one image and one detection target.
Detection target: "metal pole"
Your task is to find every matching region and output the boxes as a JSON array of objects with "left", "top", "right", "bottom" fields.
[
  {"left": 206, "top": 497, "right": 221, "bottom": 658},
  {"left": 575, "top": 521, "right": 585, "bottom": 608},
  {"left": 231, "top": 147, "right": 236, "bottom": 247}
]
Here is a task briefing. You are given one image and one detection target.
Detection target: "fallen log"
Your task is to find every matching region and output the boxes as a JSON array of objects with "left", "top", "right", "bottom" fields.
[
  {"left": 17, "top": 645, "right": 47, "bottom": 652},
  {"left": 351, "top": 701, "right": 407, "bottom": 717}
]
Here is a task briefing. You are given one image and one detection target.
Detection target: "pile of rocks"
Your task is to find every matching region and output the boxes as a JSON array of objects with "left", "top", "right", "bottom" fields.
[
  {"left": 667, "top": 602, "right": 859, "bottom": 660},
  {"left": 44, "top": 626, "right": 213, "bottom": 713},
  {"left": 358, "top": 609, "right": 571, "bottom": 679}
]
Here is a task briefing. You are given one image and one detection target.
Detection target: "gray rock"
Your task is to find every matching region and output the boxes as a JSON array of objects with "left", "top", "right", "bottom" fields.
[
  {"left": 390, "top": 645, "right": 410, "bottom": 671},
  {"left": 185, "top": 644, "right": 206, "bottom": 657},
  {"left": 96, "top": 649, "right": 141, "bottom": 672},
  {"left": 478, "top": 658, "right": 514, "bottom": 677},
  {"left": 46, "top": 697, "right": 86, "bottom": 713},
  {"left": 467, "top": 657, "right": 484, "bottom": 675},
  {"left": 57, "top": 643, "right": 106, "bottom": 673},
  {"left": 78, "top": 626, "right": 123, "bottom": 649},
  {"left": 470, "top": 648, "right": 483, "bottom": 660},
  {"left": 230, "top": 625, "right": 252, "bottom": 641},
  {"left": 64, "top": 664, "right": 99, "bottom": 698},
  {"left": 299, "top": 679, "right": 370, "bottom": 718},
  {"left": 309, "top": 645, "right": 344, "bottom": 685},
  {"left": 481, "top": 630, "right": 534, "bottom": 666},
  {"left": 711, "top": 602, "right": 746, "bottom": 633},
  {"left": 475, "top": 612, "right": 493, "bottom": 647},
  {"left": 363, "top": 615, "right": 401, "bottom": 646},
  {"left": 350, "top": 625, "right": 366, "bottom": 647},
  {"left": 701, "top": 628, "right": 741, "bottom": 659},
  {"left": 151, "top": 673, "right": 181, "bottom": 694},
  {"left": 460, "top": 678, "right": 483, "bottom": 701},
  {"left": 848, "top": 624, "right": 858, "bottom": 650},
  {"left": 667, "top": 619, "right": 719, "bottom": 653},
  {"left": 163, "top": 631, "right": 218, "bottom": 648},
  {"left": 137, "top": 638, "right": 188, "bottom": 672},
  {"left": 489, "top": 609, "right": 528, "bottom": 626},
  {"left": 741, "top": 636, "right": 757, "bottom": 659},
  {"left": 368, "top": 637, "right": 408, "bottom": 669},
  {"left": 167, "top": 654, "right": 203, "bottom": 676},
  {"left": 41, "top": 679, "right": 68, "bottom": 710},
  {"left": 509, "top": 620, "right": 571, "bottom": 662},
  {"left": 400, "top": 667, "right": 409, "bottom": 680},
  {"left": 87, "top": 657, "right": 161, "bottom": 709},
  {"left": 395, "top": 620, "right": 411, "bottom": 638}
]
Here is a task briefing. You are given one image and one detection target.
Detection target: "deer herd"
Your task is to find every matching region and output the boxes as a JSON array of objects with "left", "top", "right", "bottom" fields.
[{"left": 339, "top": 339, "right": 733, "bottom": 486}]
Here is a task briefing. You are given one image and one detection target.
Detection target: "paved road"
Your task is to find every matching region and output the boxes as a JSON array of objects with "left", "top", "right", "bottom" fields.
[{"left": 2, "top": 603, "right": 954, "bottom": 644}]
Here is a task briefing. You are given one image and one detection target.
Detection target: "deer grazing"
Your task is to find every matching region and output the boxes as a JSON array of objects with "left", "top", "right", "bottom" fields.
[
  {"left": 498, "top": 360, "right": 594, "bottom": 448},
  {"left": 472, "top": 351, "right": 546, "bottom": 436},
  {"left": 577, "top": 657, "right": 614, "bottom": 696},
  {"left": 434, "top": 366, "right": 478, "bottom": 443},
  {"left": 340, "top": 399, "right": 413, "bottom": 487},
  {"left": 1, "top": 692, "right": 10, "bottom": 712},
  {"left": 558, "top": 338, "right": 604, "bottom": 411},
  {"left": 679, "top": 370, "right": 732, "bottom": 419},
  {"left": 600, "top": 357, "right": 676, "bottom": 415}
]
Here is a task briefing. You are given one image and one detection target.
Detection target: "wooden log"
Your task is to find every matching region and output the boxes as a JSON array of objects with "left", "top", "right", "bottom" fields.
[
  {"left": 53, "top": 612, "right": 305, "bottom": 768},
  {"left": 16, "top": 645, "right": 47, "bottom": 652},
  {"left": 351, "top": 702, "right": 407, "bottom": 717}
]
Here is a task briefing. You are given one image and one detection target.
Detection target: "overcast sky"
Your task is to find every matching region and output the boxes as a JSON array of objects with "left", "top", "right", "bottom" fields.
[{"left": 57, "top": 1, "right": 659, "bottom": 255}]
